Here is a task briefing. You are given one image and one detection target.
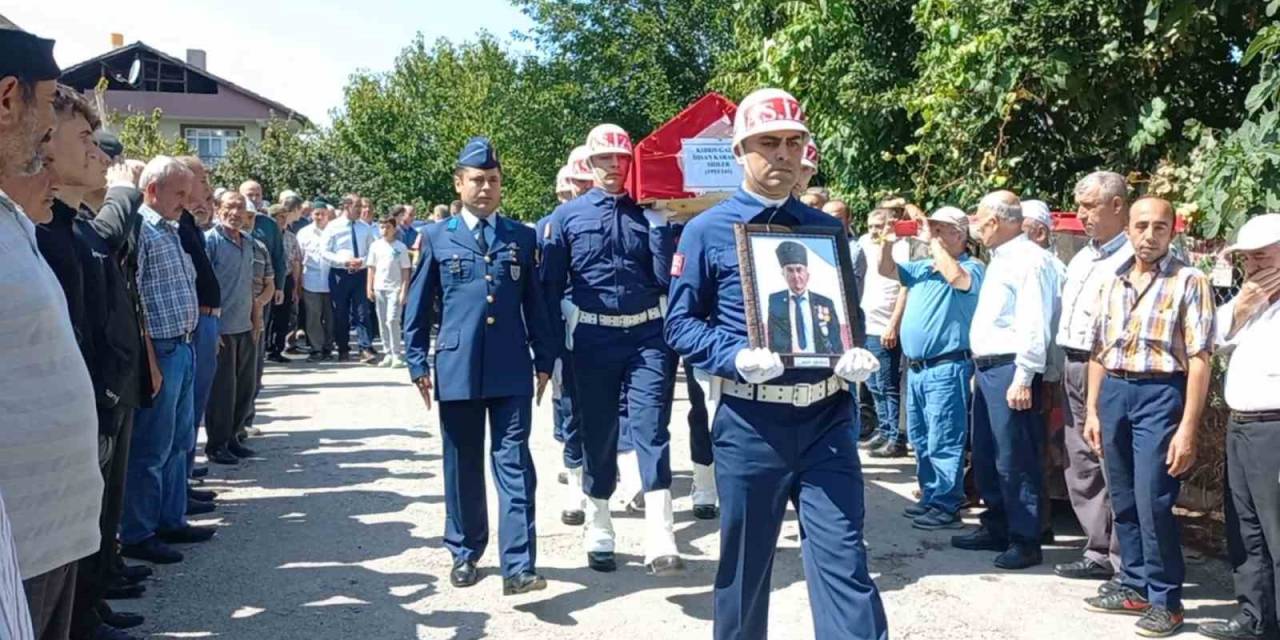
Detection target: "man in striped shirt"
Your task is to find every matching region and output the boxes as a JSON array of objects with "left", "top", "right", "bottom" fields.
[{"left": 1081, "top": 197, "right": 1215, "bottom": 637}]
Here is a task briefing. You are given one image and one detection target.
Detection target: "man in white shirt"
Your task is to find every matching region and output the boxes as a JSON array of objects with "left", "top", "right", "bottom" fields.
[
  {"left": 321, "top": 195, "right": 375, "bottom": 362},
  {"left": 299, "top": 206, "right": 334, "bottom": 361},
  {"left": 1052, "top": 172, "right": 1132, "bottom": 587},
  {"left": 954, "top": 191, "right": 1059, "bottom": 570},
  {"left": 856, "top": 208, "right": 909, "bottom": 457},
  {"left": 1200, "top": 214, "right": 1280, "bottom": 640}
]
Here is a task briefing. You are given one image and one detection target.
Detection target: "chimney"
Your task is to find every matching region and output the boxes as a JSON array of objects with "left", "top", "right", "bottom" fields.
[
  {"left": 186, "top": 49, "right": 206, "bottom": 70},
  {"left": 110, "top": 33, "right": 124, "bottom": 49}
]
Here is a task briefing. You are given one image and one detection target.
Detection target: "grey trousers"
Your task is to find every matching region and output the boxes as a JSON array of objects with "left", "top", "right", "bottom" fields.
[
  {"left": 302, "top": 290, "right": 333, "bottom": 354},
  {"left": 1062, "top": 359, "right": 1121, "bottom": 569},
  {"left": 206, "top": 331, "right": 257, "bottom": 452},
  {"left": 22, "top": 561, "right": 75, "bottom": 640}
]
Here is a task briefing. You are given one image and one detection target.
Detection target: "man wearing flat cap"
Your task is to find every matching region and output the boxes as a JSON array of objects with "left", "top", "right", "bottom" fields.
[
  {"left": 767, "top": 240, "right": 844, "bottom": 355},
  {"left": 403, "top": 136, "right": 555, "bottom": 596},
  {"left": 0, "top": 27, "right": 105, "bottom": 640}
]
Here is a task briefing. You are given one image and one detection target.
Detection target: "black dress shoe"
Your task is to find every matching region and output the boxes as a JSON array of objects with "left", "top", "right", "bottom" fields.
[
  {"left": 869, "top": 441, "right": 907, "bottom": 458},
  {"left": 92, "top": 623, "right": 141, "bottom": 639},
  {"left": 646, "top": 555, "right": 684, "bottom": 576},
  {"left": 266, "top": 353, "right": 288, "bottom": 363},
  {"left": 692, "top": 504, "right": 719, "bottom": 520},
  {"left": 587, "top": 551, "right": 617, "bottom": 572},
  {"left": 337, "top": 351, "right": 351, "bottom": 362},
  {"left": 158, "top": 524, "right": 217, "bottom": 544},
  {"left": 228, "top": 442, "right": 256, "bottom": 458},
  {"left": 859, "top": 434, "right": 888, "bottom": 450},
  {"left": 951, "top": 527, "right": 1008, "bottom": 551},
  {"left": 502, "top": 571, "right": 547, "bottom": 596},
  {"left": 187, "top": 498, "right": 216, "bottom": 516},
  {"left": 191, "top": 466, "right": 209, "bottom": 479},
  {"left": 561, "top": 509, "right": 585, "bottom": 526},
  {"left": 102, "top": 609, "right": 144, "bottom": 630},
  {"left": 450, "top": 560, "right": 479, "bottom": 588},
  {"left": 993, "top": 545, "right": 1042, "bottom": 570},
  {"left": 121, "top": 537, "right": 183, "bottom": 564},
  {"left": 1198, "top": 617, "right": 1264, "bottom": 640},
  {"left": 306, "top": 353, "right": 324, "bottom": 363},
  {"left": 189, "top": 487, "right": 216, "bottom": 502},
  {"left": 207, "top": 447, "right": 239, "bottom": 465},
  {"left": 1054, "top": 558, "right": 1114, "bottom": 580},
  {"left": 114, "top": 563, "right": 152, "bottom": 582},
  {"left": 103, "top": 582, "right": 145, "bottom": 600}
]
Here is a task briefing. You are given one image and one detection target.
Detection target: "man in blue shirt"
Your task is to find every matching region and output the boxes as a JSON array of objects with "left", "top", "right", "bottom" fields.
[
  {"left": 875, "top": 206, "right": 985, "bottom": 532},
  {"left": 665, "top": 88, "right": 886, "bottom": 640}
]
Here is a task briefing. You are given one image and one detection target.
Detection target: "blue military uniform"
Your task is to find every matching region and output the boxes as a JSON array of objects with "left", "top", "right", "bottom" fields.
[
  {"left": 665, "top": 187, "right": 888, "bottom": 640},
  {"left": 539, "top": 187, "right": 678, "bottom": 504},
  {"left": 403, "top": 139, "right": 555, "bottom": 582}
]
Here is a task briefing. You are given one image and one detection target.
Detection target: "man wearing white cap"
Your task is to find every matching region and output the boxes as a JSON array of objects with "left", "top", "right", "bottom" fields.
[
  {"left": 540, "top": 124, "right": 683, "bottom": 576},
  {"left": 666, "top": 87, "right": 887, "bottom": 640},
  {"left": 1200, "top": 213, "right": 1280, "bottom": 640},
  {"left": 877, "top": 205, "right": 985, "bottom": 532}
]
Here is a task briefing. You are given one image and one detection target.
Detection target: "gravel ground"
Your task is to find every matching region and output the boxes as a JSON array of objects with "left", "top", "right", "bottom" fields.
[{"left": 125, "top": 356, "right": 1234, "bottom": 639}]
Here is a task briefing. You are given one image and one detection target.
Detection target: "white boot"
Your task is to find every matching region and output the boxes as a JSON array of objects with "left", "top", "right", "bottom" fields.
[
  {"left": 561, "top": 466, "right": 586, "bottom": 525},
  {"left": 614, "top": 450, "right": 643, "bottom": 512},
  {"left": 643, "top": 489, "right": 683, "bottom": 574},
  {"left": 584, "top": 496, "right": 617, "bottom": 572},
  {"left": 690, "top": 463, "right": 719, "bottom": 519}
]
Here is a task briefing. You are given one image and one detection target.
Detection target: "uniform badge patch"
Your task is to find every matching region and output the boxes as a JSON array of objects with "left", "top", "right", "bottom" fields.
[
  {"left": 671, "top": 253, "right": 686, "bottom": 277},
  {"left": 510, "top": 264, "right": 522, "bottom": 281}
]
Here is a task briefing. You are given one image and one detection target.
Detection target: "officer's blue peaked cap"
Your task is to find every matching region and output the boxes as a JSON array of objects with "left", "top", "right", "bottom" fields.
[{"left": 457, "top": 136, "right": 501, "bottom": 170}]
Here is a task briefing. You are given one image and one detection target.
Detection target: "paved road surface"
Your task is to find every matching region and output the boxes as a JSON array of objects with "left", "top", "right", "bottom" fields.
[{"left": 129, "top": 357, "right": 1233, "bottom": 639}]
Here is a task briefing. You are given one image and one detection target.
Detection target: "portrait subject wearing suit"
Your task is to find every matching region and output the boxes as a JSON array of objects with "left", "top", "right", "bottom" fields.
[{"left": 766, "top": 240, "right": 844, "bottom": 355}]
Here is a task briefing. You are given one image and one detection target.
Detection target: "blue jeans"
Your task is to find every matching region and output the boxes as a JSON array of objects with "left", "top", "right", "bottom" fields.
[
  {"left": 123, "top": 338, "right": 195, "bottom": 544},
  {"left": 905, "top": 359, "right": 972, "bottom": 515},
  {"left": 865, "top": 335, "right": 903, "bottom": 443},
  {"left": 190, "top": 313, "right": 220, "bottom": 469}
]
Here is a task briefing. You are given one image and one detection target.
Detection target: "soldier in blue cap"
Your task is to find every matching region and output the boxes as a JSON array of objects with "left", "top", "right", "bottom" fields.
[
  {"left": 540, "top": 124, "right": 683, "bottom": 575},
  {"left": 665, "top": 88, "right": 888, "bottom": 640},
  {"left": 403, "top": 136, "right": 556, "bottom": 595}
]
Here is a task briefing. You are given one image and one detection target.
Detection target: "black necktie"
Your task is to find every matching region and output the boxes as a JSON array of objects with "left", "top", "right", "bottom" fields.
[
  {"left": 350, "top": 223, "right": 361, "bottom": 258},
  {"left": 794, "top": 294, "right": 808, "bottom": 350},
  {"left": 476, "top": 218, "right": 489, "bottom": 254}
]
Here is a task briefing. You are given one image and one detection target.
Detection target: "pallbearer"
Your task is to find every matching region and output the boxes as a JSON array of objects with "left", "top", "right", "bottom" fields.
[
  {"left": 403, "top": 137, "right": 555, "bottom": 595},
  {"left": 665, "top": 88, "right": 888, "bottom": 640},
  {"left": 541, "top": 125, "right": 683, "bottom": 575}
]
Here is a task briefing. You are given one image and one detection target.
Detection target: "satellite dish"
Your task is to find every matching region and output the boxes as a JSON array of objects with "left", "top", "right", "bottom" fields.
[{"left": 127, "top": 56, "right": 142, "bottom": 86}]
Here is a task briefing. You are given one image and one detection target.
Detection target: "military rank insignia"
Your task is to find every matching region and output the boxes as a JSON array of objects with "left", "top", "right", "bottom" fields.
[{"left": 817, "top": 305, "right": 831, "bottom": 335}]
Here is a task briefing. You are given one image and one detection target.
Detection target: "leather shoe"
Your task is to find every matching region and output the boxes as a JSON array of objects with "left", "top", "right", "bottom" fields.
[
  {"left": 102, "top": 610, "right": 144, "bottom": 629},
  {"left": 159, "top": 524, "right": 217, "bottom": 544},
  {"left": 869, "top": 441, "right": 907, "bottom": 458},
  {"left": 114, "top": 563, "right": 152, "bottom": 582},
  {"left": 337, "top": 351, "right": 351, "bottom": 362},
  {"left": 1198, "top": 617, "right": 1264, "bottom": 640},
  {"left": 587, "top": 551, "right": 616, "bottom": 572},
  {"left": 646, "top": 555, "right": 684, "bottom": 576},
  {"left": 993, "top": 545, "right": 1042, "bottom": 570},
  {"left": 228, "top": 442, "right": 256, "bottom": 458},
  {"left": 502, "top": 571, "right": 547, "bottom": 596},
  {"left": 103, "top": 581, "right": 145, "bottom": 600},
  {"left": 951, "top": 527, "right": 1008, "bottom": 552},
  {"left": 1054, "top": 558, "right": 1113, "bottom": 580},
  {"left": 266, "top": 353, "right": 288, "bottom": 363},
  {"left": 189, "top": 487, "right": 217, "bottom": 502},
  {"left": 561, "top": 509, "right": 584, "bottom": 526},
  {"left": 692, "top": 504, "right": 719, "bottom": 520},
  {"left": 450, "top": 560, "right": 479, "bottom": 588},
  {"left": 206, "top": 446, "right": 239, "bottom": 465},
  {"left": 860, "top": 434, "right": 888, "bottom": 450},
  {"left": 92, "top": 623, "right": 140, "bottom": 639},
  {"left": 191, "top": 466, "right": 209, "bottom": 479},
  {"left": 121, "top": 537, "right": 183, "bottom": 564},
  {"left": 187, "top": 498, "right": 216, "bottom": 516}
]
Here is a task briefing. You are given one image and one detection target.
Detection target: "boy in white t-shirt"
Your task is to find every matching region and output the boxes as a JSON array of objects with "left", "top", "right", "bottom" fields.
[{"left": 365, "top": 216, "right": 413, "bottom": 367}]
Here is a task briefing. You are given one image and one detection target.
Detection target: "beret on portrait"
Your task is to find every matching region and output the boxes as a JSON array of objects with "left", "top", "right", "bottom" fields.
[
  {"left": 457, "top": 136, "right": 501, "bottom": 170},
  {"left": 0, "top": 29, "right": 60, "bottom": 82},
  {"left": 775, "top": 240, "right": 808, "bottom": 267}
]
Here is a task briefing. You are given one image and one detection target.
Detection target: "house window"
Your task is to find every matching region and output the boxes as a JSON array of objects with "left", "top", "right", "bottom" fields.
[{"left": 183, "top": 127, "right": 242, "bottom": 166}]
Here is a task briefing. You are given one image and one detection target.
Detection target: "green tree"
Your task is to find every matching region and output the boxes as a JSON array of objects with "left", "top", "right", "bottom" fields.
[
  {"left": 210, "top": 119, "right": 344, "bottom": 204},
  {"left": 110, "top": 109, "right": 193, "bottom": 160}
]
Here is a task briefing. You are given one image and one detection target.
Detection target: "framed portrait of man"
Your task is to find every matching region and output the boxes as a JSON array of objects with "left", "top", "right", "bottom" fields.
[{"left": 735, "top": 224, "right": 863, "bottom": 368}]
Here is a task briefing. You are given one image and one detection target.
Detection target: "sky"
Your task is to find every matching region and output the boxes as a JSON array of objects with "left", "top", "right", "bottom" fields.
[{"left": 2, "top": 0, "right": 534, "bottom": 126}]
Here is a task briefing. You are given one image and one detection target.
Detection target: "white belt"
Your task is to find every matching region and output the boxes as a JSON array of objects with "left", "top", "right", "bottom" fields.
[
  {"left": 578, "top": 306, "right": 662, "bottom": 329},
  {"left": 719, "top": 375, "right": 847, "bottom": 408}
]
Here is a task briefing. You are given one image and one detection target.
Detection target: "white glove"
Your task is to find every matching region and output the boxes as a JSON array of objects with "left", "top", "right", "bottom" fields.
[
  {"left": 734, "top": 348, "right": 785, "bottom": 384},
  {"left": 835, "top": 348, "right": 880, "bottom": 384},
  {"left": 560, "top": 299, "right": 580, "bottom": 351}
]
